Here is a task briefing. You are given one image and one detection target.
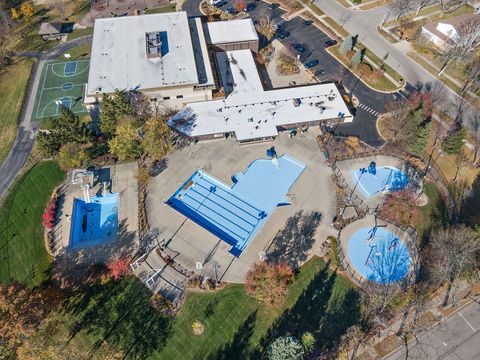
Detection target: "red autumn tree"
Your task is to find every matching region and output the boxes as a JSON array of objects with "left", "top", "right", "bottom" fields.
[
  {"left": 245, "top": 262, "right": 294, "bottom": 307},
  {"left": 234, "top": 0, "right": 247, "bottom": 12},
  {"left": 407, "top": 91, "right": 433, "bottom": 119},
  {"left": 106, "top": 259, "right": 130, "bottom": 280},
  {"left": 378, "top": 189, "right": 422, "bottom": 226}
]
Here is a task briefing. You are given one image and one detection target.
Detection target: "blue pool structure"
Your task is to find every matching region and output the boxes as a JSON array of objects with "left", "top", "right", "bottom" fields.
[
  {"left": 347, "top": 226, "right": 411, "bottom": 284},
  {"left": 69, "top": 193, "right": 119, "bottom": 249},
  {"left": 166, "top": 154, "right": 306, "bottom": 256},
  {"left": 351, "top": 163, "right": 409, "bottom": 197}
]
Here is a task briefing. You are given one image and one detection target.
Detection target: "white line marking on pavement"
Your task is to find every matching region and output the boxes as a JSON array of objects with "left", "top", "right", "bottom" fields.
[
  {"left": 458, "top": 312, "right": 476, "bottom": 332},
  {"left": 443, "top": 342, "right": 447, "bottom": 347}
]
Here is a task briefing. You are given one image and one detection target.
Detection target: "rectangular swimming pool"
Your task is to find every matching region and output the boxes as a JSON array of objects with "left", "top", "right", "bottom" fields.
[
  {"left": 166, "top": 154, "right": 306, "bottom": 256},
  {"left": 69, "top": 193, "right": 119, "bottom": 249}
]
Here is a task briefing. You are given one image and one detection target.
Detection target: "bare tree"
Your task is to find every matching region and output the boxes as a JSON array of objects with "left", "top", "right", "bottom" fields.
[
  {"left": 53, "top": 0, "right": 69, "bottom": 22},
  {"left": 461, "top": 58, "right": 480, "bottom": 94},
  {"left": 437, "top": 17, "right": 480, "bottom": 76},
  {"left": 361, "top": 281, "right": 402, "bottom": 325},
  {"left": 388, "top": 0, "right": 415, "bottom": 21},
  {"left": 414, "top": 0, "right": 438, "bottom": 15},
  {"left": 468, "top": 112, "right": 480, "bottom": 165},
  {"left": 439, "top": 0, "right": 468, "bottom": 13},
  {"left": 338, "top": 325, "right": 366, "bottom": 360},
  {"left": 383, "top": 98, "right": 413, "bottom": 143},
  {"left": 429, "top": 225, "right": 480, "bottom": 307}
]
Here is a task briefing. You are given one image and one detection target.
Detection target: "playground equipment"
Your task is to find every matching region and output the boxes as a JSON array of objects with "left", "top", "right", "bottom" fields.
[{"left": 72, "top": 169, "right": 94, "bottom": 203}]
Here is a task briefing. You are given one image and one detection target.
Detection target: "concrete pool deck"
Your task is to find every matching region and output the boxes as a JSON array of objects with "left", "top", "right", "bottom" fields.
[
  {"left": 334, "top": 155, "right": 420, "bottom": 209},
  {"left": 338, "top": 215, "right": 418, "bottom": 285},
  {"left": 52, "top": 163, "right": 139, "bottom": 279},
  {"left": 146, "top": 129, "right": 337, "bottom": 283}
]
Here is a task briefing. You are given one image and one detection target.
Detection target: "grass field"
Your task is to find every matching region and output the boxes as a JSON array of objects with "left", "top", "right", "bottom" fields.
[
  {"left": 0, "top": 161, "right": 65, "bottom": 287},
  {"left": 32, "top": 59, "right": 89, "bottom": 122},
  {"left": 415, "top": 181, "right": 449, "bottom": 238},
  {"left": 0, "top": 58, "right": 33, "bottom": 164},
  {"left": 42, "top": 257, "right": 359, "bottom": 359}
]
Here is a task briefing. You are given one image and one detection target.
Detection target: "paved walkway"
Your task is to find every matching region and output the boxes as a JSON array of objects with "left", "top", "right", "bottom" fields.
[{"left": 0, "top": 35, "right": 92, "bottom": 201}]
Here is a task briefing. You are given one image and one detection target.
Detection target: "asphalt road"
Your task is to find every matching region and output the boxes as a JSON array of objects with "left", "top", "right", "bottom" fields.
[
  {"left": 387, "top": 301, "right": 480, "bottom": 360},
  {"left": 0, "top": 36, "right": 92, "bottom": 200},
  {"left": 183, "top": 0, "right": 412, "bottom": 146}
]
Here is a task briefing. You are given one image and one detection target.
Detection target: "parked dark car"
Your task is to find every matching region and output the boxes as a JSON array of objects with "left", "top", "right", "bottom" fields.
[
  {"left": 246, "top": 3, "right": 256, "bottom": 11},
  {"left": 291, "top": 43, "right": 306, "bottom": 53},
  {"left": 303, "top": 20, "right": 313, "bottom": 27},
  {"left": 226, "top": 7, "right": 237, "bottom": 14},
  {"left": 324, "top": 39, "right": 337, "bottom": 47},
  {"left": 304, "top": 59, "right": 319, "bottom": 69},
  {"left": 268, "top": 2, "right": 280, "bottom": 9},
  {"left": 276, "top": 30, "right": 290, "bottom": 39}
]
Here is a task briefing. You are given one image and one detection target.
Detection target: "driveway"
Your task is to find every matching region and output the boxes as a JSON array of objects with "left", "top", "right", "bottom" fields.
[
  {"left": 0, "top": 36, "right": 92, "bottom": 200},
  {"left": 184, "top": 0, "right": 407, "bottom": 146},
  {"left": 386, "top": 300, "right": 480, "bottom": 360}
]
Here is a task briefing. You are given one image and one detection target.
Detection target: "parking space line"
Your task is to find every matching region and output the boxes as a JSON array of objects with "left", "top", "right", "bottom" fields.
[{"left": 458, "top": 312, "right": 476, "bottom": 332}]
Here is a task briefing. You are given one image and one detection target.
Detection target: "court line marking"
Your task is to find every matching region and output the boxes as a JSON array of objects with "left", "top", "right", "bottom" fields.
[
  {"left": 458, "top": 312, "right": 476, "bottom": 332},
  {"left": 35, "top": 62, "right": 50, "bottom": 119},
  {"left": 50, "top": 59, "right": 89, "bottom": 78}
]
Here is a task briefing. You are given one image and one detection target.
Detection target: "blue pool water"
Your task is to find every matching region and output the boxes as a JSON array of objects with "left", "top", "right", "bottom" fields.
[
  {"left": 348, "top": 226, "right": 411, "bottom": 284},
  {"left": 167, "top": 155, "right": 306, "bottom": 256},
  {"left": 69, "top": 193, "right": 119, "bottom": 249},
  {"left": 351, "top": 166, "right": 409, "bottom": 197}
]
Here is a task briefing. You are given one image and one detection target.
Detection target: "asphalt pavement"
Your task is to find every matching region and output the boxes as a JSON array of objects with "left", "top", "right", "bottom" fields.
[
  {"left": 387, "top": 301, "right": 480, "bottom": 360},
  {"left": 183, "top": 0, "right": 409, "bottom": 146}
]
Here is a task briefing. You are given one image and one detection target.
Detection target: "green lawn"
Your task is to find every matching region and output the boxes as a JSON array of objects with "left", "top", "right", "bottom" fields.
[
  {"left": 46, "top": 257, "right": 359, "bottom": 359},
  {"left": 0, "top": 58, "right": 34, "bottom": 164},
  {"left": 0, "top": 161, "right": 65, "bottom": 287},
  {"left": 55, "top": 43, "right": 92, "bottom": 61}
]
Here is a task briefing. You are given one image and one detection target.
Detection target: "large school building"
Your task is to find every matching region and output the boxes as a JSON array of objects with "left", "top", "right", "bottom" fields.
[{"left": 86, "top": 12, "right": 353, "bottom": 143}]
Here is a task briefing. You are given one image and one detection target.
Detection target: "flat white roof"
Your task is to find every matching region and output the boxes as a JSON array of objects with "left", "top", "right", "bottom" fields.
[
  {"left": 169, "top": 49, "right": 352, "bottom": 141},
  {"left": 87, "top": 12, "right": 199, "bottom": 96},
  {"left": 205, "top": 19, "right": 258, "bottom": 45}
]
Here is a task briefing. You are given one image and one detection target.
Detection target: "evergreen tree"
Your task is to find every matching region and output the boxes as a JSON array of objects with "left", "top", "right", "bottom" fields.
[
  {"left": 267, "top": 336, "right": 304, "bottom": 360},
  {"left": 99, "top": 90, "right": 132, "bottom": 138},
  {"left": 408, "top": 107, "right": 431, "bottom": 156},
  {"left": 443, "top": 126, "right": 466, "bottom": 155},
  {"left": 351, "top": 49, "right": 363, "bottom": 65},
  {"left": 340, "top": 34, "right": 353, "bottom": 54}
]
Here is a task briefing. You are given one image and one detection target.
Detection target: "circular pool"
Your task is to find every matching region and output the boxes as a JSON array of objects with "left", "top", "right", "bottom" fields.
[
  {"left": 351, "top": 165, "right": 409, "bottom": 197},
  {"left": 347, "top": 226, "right": 411, "bottom": 284}
]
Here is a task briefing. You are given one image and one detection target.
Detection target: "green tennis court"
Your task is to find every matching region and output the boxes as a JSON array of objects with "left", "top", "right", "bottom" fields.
[{"left": 32, "top": 59, "right": 90, "bottom": 122}]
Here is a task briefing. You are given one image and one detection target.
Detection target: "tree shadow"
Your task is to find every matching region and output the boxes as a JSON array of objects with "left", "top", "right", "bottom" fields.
[
  {"left": 253, "top": 264, "right": 361, "bottom": 358},
  {"left": 207, "top": 310, "right": 258, "bottom": 360},
  {"left": 266, "top": 211, "right": 322, "bottom": 267},
  {"left": 459, "top": 174, "right": 480, "bottom": 227},
  {"left": 61, "top": 276, "right": 174, "bottom": 359}
]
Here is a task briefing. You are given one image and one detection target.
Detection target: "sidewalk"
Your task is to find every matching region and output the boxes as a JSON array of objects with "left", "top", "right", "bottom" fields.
[{"left": 357, "top": 281, "right": 480, "bottom": 359}]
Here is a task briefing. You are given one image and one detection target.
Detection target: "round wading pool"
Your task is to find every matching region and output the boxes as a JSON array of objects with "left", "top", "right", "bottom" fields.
[{"left": 347, "top": 226, "right": 411, "bottom": 284}]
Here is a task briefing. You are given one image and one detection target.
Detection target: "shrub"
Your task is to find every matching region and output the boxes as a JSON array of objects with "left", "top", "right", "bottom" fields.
[
  {"left": 350, "top": 49, "right": 364, "bottom": 65},
  {"left": 106, "top": 259, "right": 130, "bottom": 280},
  {"left": 379, "top": 189, "right": 422, "bottom": 226},
  {"left": 191, "top": 320, "right": 204, "bottom": 335},
  {"left": 301, "top": 332, "right": 315, "bottom": 354},
  {"left": 245, "top": 262, "right": 294, "bottom": 307},
  {"left": 327, "top": 236, "right": 340, "bottom": 267},
  {"left": 267, "top": 336, "right": 304, "bottom": 360},
  {"left": 42, "top": 199, "right": 57, "bottom": 229},
  {"left": 340, "top": 34, "right": 354, "bottom": 54}
]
